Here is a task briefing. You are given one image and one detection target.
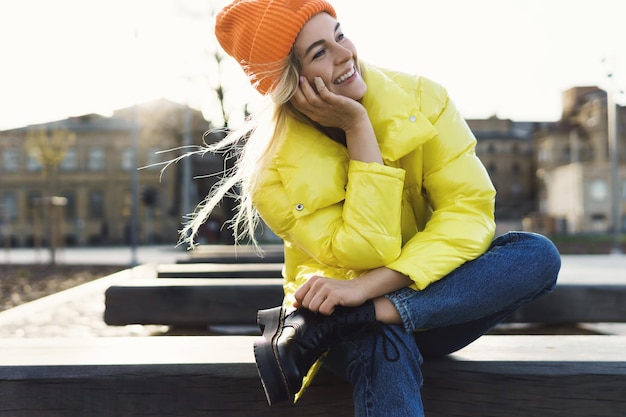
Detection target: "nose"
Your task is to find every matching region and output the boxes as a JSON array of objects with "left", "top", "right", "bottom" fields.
[{"left": 334, "top": 44, "right": 353, "bottom": 64}]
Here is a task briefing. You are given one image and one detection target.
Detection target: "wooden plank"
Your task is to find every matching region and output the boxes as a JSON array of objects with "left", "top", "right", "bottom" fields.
[
  {"left": 421, "top": 336, "right": 626, "bottom": 417},
  {"left": 156, "top": 263, "right": 284, "bottom": 278},
  {"left": 181, "top": 245, "right": 284, "bottom": 264},
  {"left": 0, "top": 336, "right": 351, "bottom": 417},
  {"left": 104, "top": 279, "right": 283, "bottom": 326},
  {"left": 187, "top": 244, "right": 284, "bottom": 257},
  {"left": 104, "top": 277, "right": 626, "bottom": 327},
  {"left": 556, "top": 256, "right": 626, "bottom": 284},
  {"left": 2, "top": 335, "right": 623, "bottom": 369},
  {"left": 0, "top": 336, "right": 625, "bottom": 417},
  {"left": 178, "top": 252, "right": 284, "bottom": 264},
  {"left": 155, "top": 260, "right": 626, "bottom": 282},
  {"left": 0, "top": 336, "right": 254, "bottom": 366},
  {"left": 509, "top": 284, "right": 626, "bottom": 323}
]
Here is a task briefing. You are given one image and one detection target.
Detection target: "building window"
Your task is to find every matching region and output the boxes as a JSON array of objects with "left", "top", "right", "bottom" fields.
[
  {"left": 122, "top": 148, "right": 134, "bottom": 171},
  {"left": 88, "top": 148, "right": 105, "bottom": 171},
  {"left": 561, "top": 145, "right": 571, "bottom": 163},
  {"left": 588, "top": 179, "right": 609, "bottom": 201},
  {"left": 538, "top": 148, "right": 550, "bottom": 163},
  {"left": 60, "top": 148, "right": 78, "bottom": 171},
  {"left": 27, "top": 191, "right": 42, "bottom": 221},
  {"left": 2, "top": 148, "right": 19, "bottom": 172},
  {"left": 122, "top": 189, "right": 132, "bottom": 218},
  {"left": 590, "top": 213, "right": 607, "bottom": 233},
  {"left": 59, "top": 191, "right": 76, "bottom": 220},
  {"left": 1, "top": 192, "right": 18, "bottom": 221},
  {"left": 88, "top": 191, "right": 104, "bottom": 219},
  {"left": 26, "top": 153, "right": 42, "bottom": 171},
  {"left": 511, "top": 163, "right": 521, "bottom": 176}
]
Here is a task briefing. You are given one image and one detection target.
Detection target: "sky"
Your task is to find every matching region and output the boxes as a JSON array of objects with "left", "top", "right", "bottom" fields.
[{"left": 0, "top": 0, "right": 624, "bottom": 131}]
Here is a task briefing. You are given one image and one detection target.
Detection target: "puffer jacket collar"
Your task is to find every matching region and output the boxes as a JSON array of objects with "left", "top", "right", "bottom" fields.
[
  {"left": 273, "top": 63, "right": 437, "bottom": 217},
  {"left": 360, "top": 62, "right": 438, "bottom": 162}
]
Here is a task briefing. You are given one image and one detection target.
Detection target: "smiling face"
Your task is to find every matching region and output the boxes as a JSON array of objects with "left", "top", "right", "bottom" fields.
[{"left": 293, "top": 13, "right": 367, "bottom": 100}]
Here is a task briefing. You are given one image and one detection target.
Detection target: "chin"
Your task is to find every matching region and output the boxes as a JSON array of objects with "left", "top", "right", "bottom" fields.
[
  {"left": 348, "top": 83, "right": 367, "bottom": 101},
  {"left": 348, "top": 69, "right": 367, "bottom": 100},
  {"left": 333, "top": 81, "right": 367, "bottom": 101}
]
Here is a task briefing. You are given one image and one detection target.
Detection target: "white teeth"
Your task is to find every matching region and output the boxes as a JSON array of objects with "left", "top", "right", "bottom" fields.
[{"left": 334, "top": 66, "right": 355, "bottom": 84}]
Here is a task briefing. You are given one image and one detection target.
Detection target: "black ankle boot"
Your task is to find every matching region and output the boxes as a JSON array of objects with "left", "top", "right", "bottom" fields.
[{"left": 253, "top": 300, "right": 377, "bottom": 405}]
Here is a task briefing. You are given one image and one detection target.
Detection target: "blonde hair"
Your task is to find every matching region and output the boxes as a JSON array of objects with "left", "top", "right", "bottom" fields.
[{"left": 180, "top": 49, "right": 303, "bottom": 249}]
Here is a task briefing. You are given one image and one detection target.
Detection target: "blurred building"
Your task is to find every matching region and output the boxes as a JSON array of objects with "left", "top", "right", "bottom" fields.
[
  {"left": 468, "top": 116, "right": 538, "bottom": 233},
  {"left": 2, "top": 88, "right": 624, "bottom": 248},
  {"left": 0, "top": 100, "right": 226, "bottom": 247},
  {"left": 470, "top": 86, "right": 626, "bottom": 237},
  {"left": 533, "top": 87, "right": 626, "bottom": 234}
]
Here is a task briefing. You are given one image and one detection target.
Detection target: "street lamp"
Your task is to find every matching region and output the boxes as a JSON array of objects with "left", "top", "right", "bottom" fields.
[{"left": 606, "top": 66, "right": 622, "bottom": 254}]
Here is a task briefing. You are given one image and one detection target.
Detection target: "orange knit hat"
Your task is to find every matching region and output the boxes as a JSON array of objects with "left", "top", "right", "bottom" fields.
[{"left": 215, "top": 0, "right": 336, "bottom": 95}]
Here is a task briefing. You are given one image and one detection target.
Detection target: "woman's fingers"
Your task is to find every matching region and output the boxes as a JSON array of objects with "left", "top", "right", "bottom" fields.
[
  {"left": 294, "top": 275, "right": 353, "bottom": 316},
  {"left": 314, "top": 77, "right": 326, "bottom": 93},
  {"left": 291, "top": 77, "right": 319, "bottom": 116},
  {"left": 298, "top": 76, "right": 319, "bottom": 101},
  {"left": 291, "top": 76, "right": 365, "bottom": 131},
  {"left": 298, "top": 276, "right": 324, "bottom": 311},
  {"left": 295, "top": 77, "right": 331, "bottom": 107}
]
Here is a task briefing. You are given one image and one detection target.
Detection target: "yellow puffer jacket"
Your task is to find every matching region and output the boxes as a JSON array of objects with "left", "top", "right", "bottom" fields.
[
  {"left": 251, "top": 62, "right": 496, "bottom": 398},
  {"left": 254, "top": 62, "right": 495, "bottom": 300}
]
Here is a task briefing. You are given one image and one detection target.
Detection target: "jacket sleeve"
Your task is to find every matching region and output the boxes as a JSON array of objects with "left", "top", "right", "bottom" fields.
[
  {"left": 253, "top": 158, "right": 406, "bottom": 270},
  {"left": 386, "top": 81, "right": 496, "bottom": 290}
]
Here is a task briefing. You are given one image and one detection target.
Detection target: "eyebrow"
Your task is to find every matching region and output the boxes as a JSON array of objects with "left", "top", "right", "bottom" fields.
[{"left": 303, "top": 22, "right": 341, "bottom": 59}]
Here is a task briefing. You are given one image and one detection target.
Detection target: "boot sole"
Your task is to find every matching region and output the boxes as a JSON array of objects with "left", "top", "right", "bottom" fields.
[{"left": 253, "top": 306, "right": 292, "bottom": 405}]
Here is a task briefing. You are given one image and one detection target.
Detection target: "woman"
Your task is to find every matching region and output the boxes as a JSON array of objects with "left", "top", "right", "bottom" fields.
[{"left": 186, "top": 1, "right": 561, "bottom": 415}]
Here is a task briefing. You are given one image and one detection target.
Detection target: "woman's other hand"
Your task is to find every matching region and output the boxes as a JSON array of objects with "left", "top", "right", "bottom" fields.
[
  {"left": 293, "top": 268, "right": 412, "bottom": 319},
  {"left": 293, "top": 274, "right": 367, "bottom": 316}
]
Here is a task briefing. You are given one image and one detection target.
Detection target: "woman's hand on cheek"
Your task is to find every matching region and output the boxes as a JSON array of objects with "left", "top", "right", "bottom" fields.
[
  {"left": 292, "top": 76, "right": 367, "bottom": 131},
  {"left": 293, "top": 275, "right": 368, "bottom": 316}
]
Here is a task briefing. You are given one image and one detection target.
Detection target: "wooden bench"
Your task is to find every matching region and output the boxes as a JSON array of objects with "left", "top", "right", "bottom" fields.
[
  {"left": 105, "top": 278, "right": 283, "bottom": 326},
  {"left": 156, "top": 263, "right": 284, "bottom": 278},
  {"left": 1, "top": 335, "right": 625, "bottom": 417},
  {"left": 104, "top": 273, "right": 626, "bottom": 327},
  {"left": 180, "top": 244, "right": 285, "bottom": 264}
]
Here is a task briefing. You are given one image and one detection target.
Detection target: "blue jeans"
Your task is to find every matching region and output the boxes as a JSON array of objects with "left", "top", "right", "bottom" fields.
[{"left": 322, "top": 232, "right": 561, "bottom": 417}]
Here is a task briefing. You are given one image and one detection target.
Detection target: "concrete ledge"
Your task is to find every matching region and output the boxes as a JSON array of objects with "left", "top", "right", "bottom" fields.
[{"left": 0, "top": 336, "right": 625, "bottom": 417}]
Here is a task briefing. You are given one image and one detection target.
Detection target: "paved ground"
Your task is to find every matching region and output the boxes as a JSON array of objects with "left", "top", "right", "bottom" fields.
[
  {"left": 0, "top": 248, "right": 625, "bottom": 338},
  {"left": 0, "top": 246, "right": 185, "bottom": 338}
]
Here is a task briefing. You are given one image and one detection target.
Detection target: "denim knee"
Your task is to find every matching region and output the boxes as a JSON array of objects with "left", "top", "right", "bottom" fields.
[
  {"left": 385, "top": 231, "right": 562, "bottom": 333},
  {"left": 496, "top": 231, "right": 561, "bottom": 291}
]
